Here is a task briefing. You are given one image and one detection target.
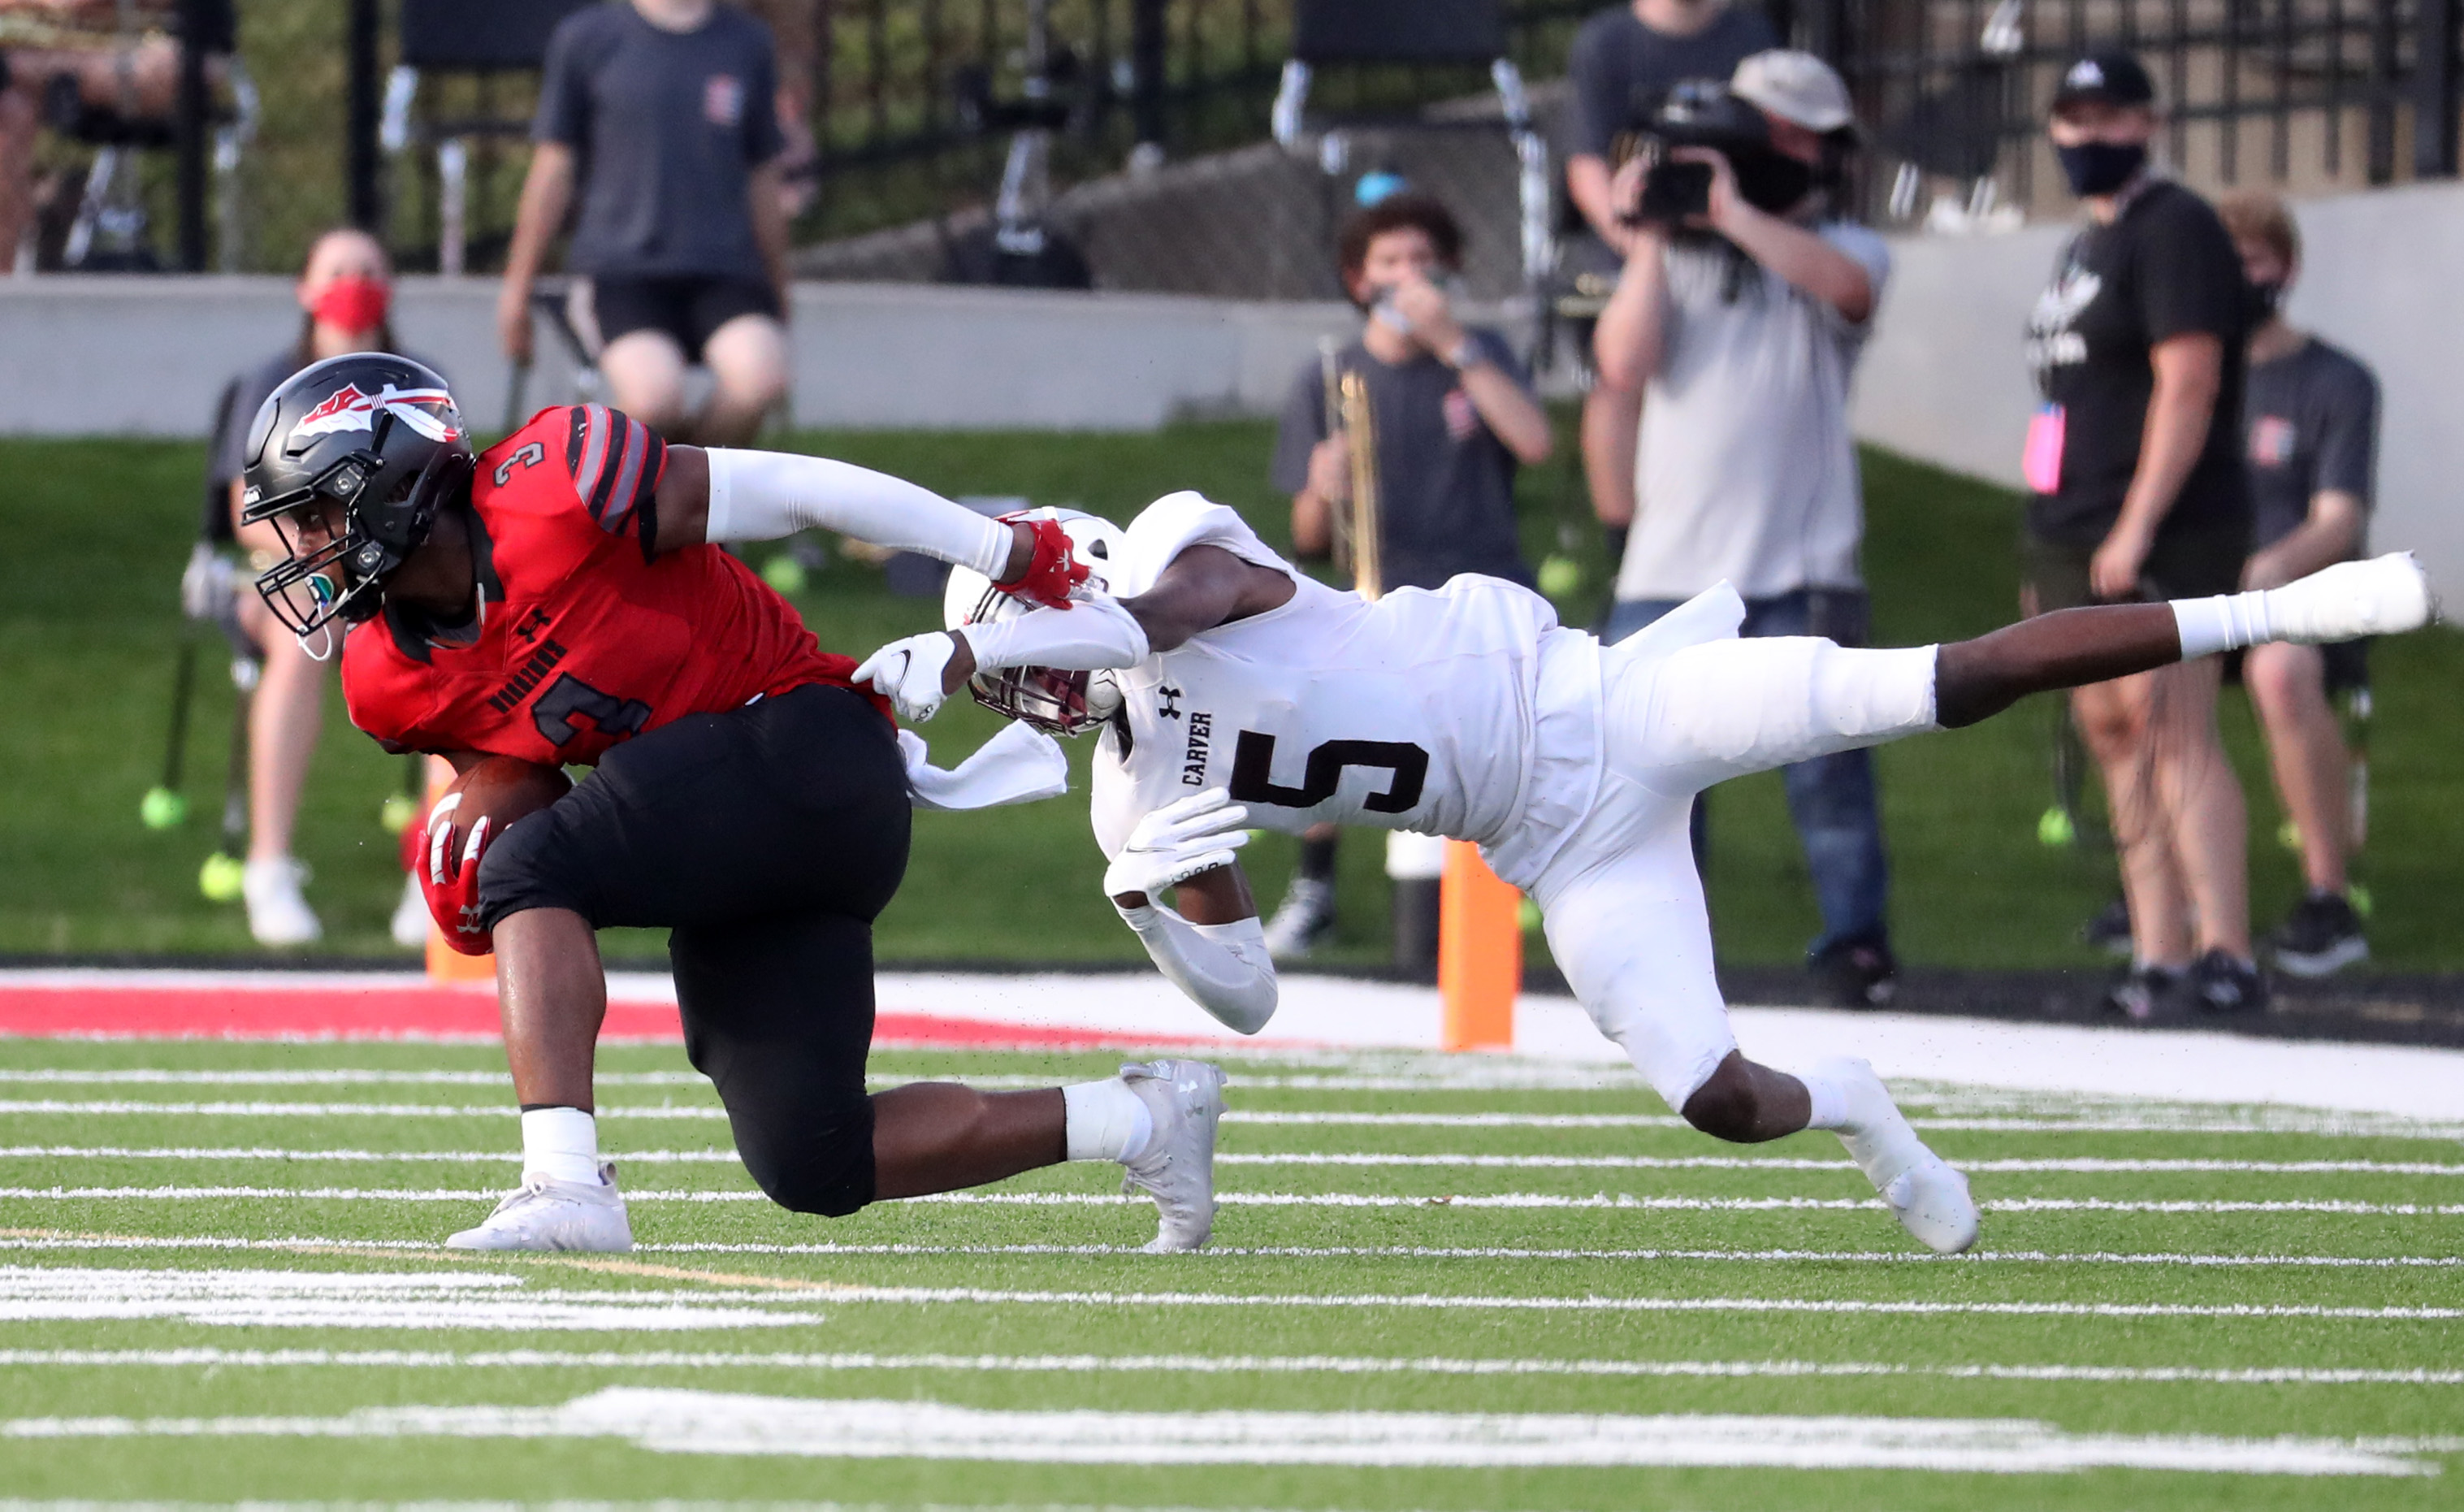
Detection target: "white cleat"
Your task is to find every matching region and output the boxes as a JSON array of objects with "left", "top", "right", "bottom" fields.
[
  {"left": 389, "top": 872, "right": 430, "bottom": 949},
  {"left": 446, "top": 1161, "right": 633, "bottom": 1252},
  {"left": 1819, "top": 1056, "right": 1979, "bottom": 1255},
  {"left": 1119, "top": 1059, "right": 1227, "bottom": 1253},
  {"left": 242, "top": 857, "right": 323, "bottom": 947},
  {"left": 2271, "top": 551, "right": 2436, "bottom": 643}
]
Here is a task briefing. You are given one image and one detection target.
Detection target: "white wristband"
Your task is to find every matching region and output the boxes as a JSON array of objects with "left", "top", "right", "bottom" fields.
[
  {"left": 964, "top": 594, "right": 1150, "bottom": 672},
  {"left": 704, "top": 448, "right": 1011, "bottom": 576},
  {"left": 1116, "top": 903, "right": 1277, "bottom": 1035}
]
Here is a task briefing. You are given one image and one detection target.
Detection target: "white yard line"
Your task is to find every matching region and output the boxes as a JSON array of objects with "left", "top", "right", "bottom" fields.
[
  {"left": 0, "top": 1386, "right": 2438, "bottom": 1475},
  {"left": 0, "top": 1267, "right": 2444, "bottom": 1322},
  {"left": 6, "top": 1099, "right": 2462, "bottom": 1141},
  {"left": 4, "top": 1185, "right": 2462, "bottom": 1216},
  {"left": 0, "top": 1346, "right": 2455, "bottom": 1389},
  {"left": 4, "top": 1146, "right": 2459, "bottom": 1178},
  {"left": 2, "top": 1235, "right": 2454, "bottom": 1269},
  {"left": 0, "top": 1267, "right": 802, "bottom": 1332}
]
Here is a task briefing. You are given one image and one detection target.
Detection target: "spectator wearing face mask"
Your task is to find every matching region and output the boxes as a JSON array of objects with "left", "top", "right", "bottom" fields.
[
  {"left": 2216, "top": 188, "right": 2380, "bottom": 977},
  {"left": 2021, "top": 50, "right": 2261, "bottom": 1019},
  {"left": 208, "top": 227, "right": 440, "bottom": 947},
  {"left": 1259, "top": 192, "right": 1553, "bottom": 959}
]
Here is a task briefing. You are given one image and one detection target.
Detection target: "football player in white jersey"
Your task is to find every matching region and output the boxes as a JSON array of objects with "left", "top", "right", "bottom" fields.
[{"left": 857, "top": 493, "right": 2434, "bottom": 1254}]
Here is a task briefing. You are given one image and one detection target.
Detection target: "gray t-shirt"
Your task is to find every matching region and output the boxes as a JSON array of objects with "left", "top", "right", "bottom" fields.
[
  {"left": 1616, "top": 223, "right": 1891, "bottom": 603},
  {"left": 1565, "top": 2, "right": 1777, "bottom": 162},
  {"left": 1271, "top": 329, "right": 1536, "bottom": 593},
  {"left": 2244, "top": 335, "right": 2378, "bottom": 552},
  {"left": 535, "top": 2, "right": 783, "bottom": 280}
]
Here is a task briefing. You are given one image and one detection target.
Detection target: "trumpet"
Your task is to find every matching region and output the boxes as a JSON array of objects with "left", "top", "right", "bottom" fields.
[{"left": 1318, "top": 339, "right": 1384, "bottom": 602}]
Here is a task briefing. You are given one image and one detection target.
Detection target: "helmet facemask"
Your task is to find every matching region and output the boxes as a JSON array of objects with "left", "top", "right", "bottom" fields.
[
  {"left": 244, "top": 432, "right": 470, "bottom": 639},
  {"left": 943, "top": 509, "right": 1127, "bottom": 737}
]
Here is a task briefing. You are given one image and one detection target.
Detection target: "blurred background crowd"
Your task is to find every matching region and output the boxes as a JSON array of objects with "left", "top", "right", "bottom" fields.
[{"left": 3, "top": 0, "right": 2450, "bottom": 1018}]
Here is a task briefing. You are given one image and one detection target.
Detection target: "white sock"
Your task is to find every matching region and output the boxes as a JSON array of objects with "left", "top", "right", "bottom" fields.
[
  {"left": 2172, "top": 591, "right": 2276, "bottom": 660},
  {"left": 520, "top": 1106, "right": 603, "bottom": 1185},
  {"left": 1063, "top": 1078, "right": 1154, "bottom": 1163},
  {"left": 1799, "top": 1071, "right": 1850, "bottom": 1132}
]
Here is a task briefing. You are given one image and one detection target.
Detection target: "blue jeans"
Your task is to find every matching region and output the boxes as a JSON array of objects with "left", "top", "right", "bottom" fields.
[{"left": 1602, "top": 588, "right": 1892, "bottom": 960}]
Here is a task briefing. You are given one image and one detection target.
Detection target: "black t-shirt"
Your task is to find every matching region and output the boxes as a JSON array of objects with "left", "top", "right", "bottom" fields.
[
  {"left": 1271, "top": 330, "right": 1536, "bottom": 593},
  {"left": 2245, "top": 336, "right": 2378, "bottom": 552},
  {"left": 535, "top": 2, "right": 784, "bottom": 281},
  {"left": 1564, "top": 2, "right": 1777, "bottom": 163},
  {"left": 2024, "top": 180, "right": 2251, "bottom": 545}
]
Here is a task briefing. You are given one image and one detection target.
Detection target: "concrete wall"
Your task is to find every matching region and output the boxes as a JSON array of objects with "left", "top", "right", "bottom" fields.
[
  {"left": 0, "top": 277, "right": 1367, "bottom": 438},
  {"left": 1853, "top": 180, "right": 2464, "bottom": 596}
]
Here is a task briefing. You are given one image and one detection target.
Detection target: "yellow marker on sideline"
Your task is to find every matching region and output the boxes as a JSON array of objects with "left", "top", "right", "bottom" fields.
[{"left": 1439, "top": 840, "right": 1519, "bottom": 1051}]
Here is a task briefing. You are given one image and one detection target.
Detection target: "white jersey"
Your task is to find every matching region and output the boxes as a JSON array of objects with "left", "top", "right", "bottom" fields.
[{"left": 1090, "top": 493, "right": 1603, "bottom": 886}]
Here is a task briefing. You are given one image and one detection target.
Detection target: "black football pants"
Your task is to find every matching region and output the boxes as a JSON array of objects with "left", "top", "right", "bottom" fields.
[{"left": 480, "top": 682, "right": 911, "bottom": 1216}]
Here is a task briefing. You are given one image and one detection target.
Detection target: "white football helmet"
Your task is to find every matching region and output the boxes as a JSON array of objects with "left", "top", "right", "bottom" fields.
[{"left": 943, "top": 507, "right": 1130, "bottom": 736}]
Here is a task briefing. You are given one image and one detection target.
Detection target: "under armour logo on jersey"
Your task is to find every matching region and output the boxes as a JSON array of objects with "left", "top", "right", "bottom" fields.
[
  {"left": 511, "top": 607, "right": 552, "bottom": 643},
  {"left": 1158, "top": 685, "right": 1184, "bottom": 720}
]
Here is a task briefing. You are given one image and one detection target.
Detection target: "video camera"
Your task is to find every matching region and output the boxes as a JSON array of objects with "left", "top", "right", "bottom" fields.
[{"left": 1617, "top": 81, "right": 1820, "bottom": 226}]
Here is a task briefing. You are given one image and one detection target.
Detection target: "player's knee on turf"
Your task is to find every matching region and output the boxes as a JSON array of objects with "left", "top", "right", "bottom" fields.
[{"left": 727, "top": 1091, "right": 877, "bottom": 1217}]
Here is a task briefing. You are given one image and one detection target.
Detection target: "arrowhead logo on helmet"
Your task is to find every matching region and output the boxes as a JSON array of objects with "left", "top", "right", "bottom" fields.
[{"left": 292, "top": 382, "right": 463, "bottom": 445}]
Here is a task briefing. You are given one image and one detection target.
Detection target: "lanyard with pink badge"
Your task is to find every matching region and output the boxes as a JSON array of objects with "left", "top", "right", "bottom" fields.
[{"left": 2023, "top": 403, "right": 2065, "bottom": 494}]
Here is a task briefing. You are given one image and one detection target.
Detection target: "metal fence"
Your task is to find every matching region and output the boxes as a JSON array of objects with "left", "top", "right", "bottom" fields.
[{"left": 1828, "top": 0, "right": 2464, "bottom": 226}]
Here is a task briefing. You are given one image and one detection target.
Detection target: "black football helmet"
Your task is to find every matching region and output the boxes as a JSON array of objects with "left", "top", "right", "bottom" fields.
[{"left": 239, "top": 353, "right": 474, "bottom": 637}]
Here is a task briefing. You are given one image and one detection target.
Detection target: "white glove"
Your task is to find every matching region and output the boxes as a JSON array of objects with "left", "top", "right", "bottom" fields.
[
  {"left": 852, "top": 633, "right": 959, "bottom": 724},
  {"left": 1103, "top": 788, "right": 1252, "bottom": 901}
]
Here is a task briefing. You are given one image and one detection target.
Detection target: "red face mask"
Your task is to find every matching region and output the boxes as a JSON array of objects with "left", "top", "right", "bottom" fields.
[{"left": 312, "top": 274, "right": 391, "bottom": 334}]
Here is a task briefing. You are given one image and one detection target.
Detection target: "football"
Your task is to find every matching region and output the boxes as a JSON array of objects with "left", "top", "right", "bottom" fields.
[{"left": 432, "top": 756, "right": 572, "bottom": 867}]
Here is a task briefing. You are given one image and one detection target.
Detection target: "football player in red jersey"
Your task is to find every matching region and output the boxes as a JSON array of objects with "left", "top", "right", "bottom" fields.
[{"left": 237, "top": 353, "right": 1228, "bottom": 1254}]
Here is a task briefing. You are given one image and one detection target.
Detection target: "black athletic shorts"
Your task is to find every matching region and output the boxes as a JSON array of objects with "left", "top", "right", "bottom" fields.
[
  {"left": 2224, "top": 637, "right": 2371, "bottom": 695},
  {"left": 2020, "top": 518, "right": 2250, "bottom": 613},
  {"left": 591, "top": 274, "right": 782, "bottom": 363},
  {"left": 479, "top": 682, "right": 910, "bottom": 1218}
]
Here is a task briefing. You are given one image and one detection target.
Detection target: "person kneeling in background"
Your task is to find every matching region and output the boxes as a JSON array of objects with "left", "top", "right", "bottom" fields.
[
  {"left": 2218, "top": 189, "right": 2380, "bottom": 977},
  {"left": 1262, "top": 191, "right": 1552, "bottom": 959}
]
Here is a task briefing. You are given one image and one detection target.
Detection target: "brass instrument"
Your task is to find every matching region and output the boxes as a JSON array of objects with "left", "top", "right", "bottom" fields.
[{"left": 1317, "top": 337, "right": 1384, "bottom": 602}]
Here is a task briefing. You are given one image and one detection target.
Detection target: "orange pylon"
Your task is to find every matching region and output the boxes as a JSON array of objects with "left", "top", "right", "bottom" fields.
[{"left": 1438, "top": 839, "right": 1518, "bottom": 1051}]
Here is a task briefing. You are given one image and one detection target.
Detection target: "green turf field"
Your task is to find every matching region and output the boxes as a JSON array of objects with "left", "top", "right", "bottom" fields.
[
  {"left": 0, "top": 1034, "right": 2456, "bottom": 1505},
  {"left": 6, "top": 424, "right": 2463, "bottom": 970}
]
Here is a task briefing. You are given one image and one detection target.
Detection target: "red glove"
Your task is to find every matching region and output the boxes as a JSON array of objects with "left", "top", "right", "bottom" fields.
[
  {"left": 419, "top": 791, "right": 498, "bottom": 956},
  {"left": 990, "top": 514, "right": 1090, "bottom": 610}
]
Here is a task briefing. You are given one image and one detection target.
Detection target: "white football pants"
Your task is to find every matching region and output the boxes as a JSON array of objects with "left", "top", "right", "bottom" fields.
[{"left": 1530, "top": 631, "right": 1941, "bottom": 1113}]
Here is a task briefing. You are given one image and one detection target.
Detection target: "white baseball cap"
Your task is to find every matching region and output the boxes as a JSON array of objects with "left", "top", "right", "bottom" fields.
[{"left": 1730, "top": 50, "right": 1858, "bottom": 135}]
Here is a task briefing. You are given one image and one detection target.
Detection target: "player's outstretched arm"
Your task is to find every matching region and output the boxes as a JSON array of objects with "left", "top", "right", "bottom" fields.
[
  {"left": 866, "top": 543, "right": 1294, "bottom": 723},
  {"left": 1106, "top": 790, "right": 1277, "bottom": 1036},
  {"left": 942, "top": 545, "right": 1295, "bottom": 688},
  {"left": 648, "top": 444, "right": 1081, "bottom": 605}
]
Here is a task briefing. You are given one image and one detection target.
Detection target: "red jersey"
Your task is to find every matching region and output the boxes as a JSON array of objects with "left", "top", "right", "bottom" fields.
[{"left": 343, "top": 405, "right": 872, "bottom": 765}]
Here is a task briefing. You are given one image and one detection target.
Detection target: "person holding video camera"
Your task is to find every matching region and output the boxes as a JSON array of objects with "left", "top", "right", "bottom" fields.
[
  {"left": 1561, "top": 1, "right": 1778, "bottom": 558},
  {"left": 1592, "top": 50, "right": 1899, "bottom": 1008}
]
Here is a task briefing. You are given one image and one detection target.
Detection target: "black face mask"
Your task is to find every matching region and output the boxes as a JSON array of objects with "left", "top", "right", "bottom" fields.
[
  {"left": 2055, "top": 140, "right": 2147, "bottom": 197},
  {"left": 2245, "top": 279, "right": 2285, "bottom": 325},
  {"left": 1732, "top": 148, "right": 1816, "bottom": 214}
]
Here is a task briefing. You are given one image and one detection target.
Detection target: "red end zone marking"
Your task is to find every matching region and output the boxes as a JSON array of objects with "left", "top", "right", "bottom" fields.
[{"left": 0, "top": 986, "right": 1193, "bottom": 1049}]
